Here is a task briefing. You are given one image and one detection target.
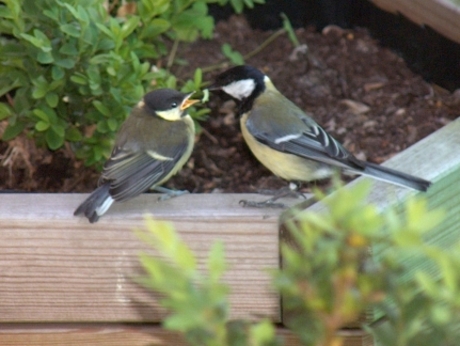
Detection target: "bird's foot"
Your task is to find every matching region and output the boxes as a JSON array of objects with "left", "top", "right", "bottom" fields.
[
  {"left": 153, "top": 186, "right": 190, "bottom": 201},
  {"left": 239, "top": 198, "right": 287, "bottom": 209},
  {"left": 241, "top": 182, "right": 307, "bottom": 209},
  {"left": 257, "top": 183, "right": 307, "bottom": 200}
]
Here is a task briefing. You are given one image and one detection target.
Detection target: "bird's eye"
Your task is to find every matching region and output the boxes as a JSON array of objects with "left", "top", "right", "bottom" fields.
[{"left": 171, "top": 102, "right": 178, "bottom": 108}]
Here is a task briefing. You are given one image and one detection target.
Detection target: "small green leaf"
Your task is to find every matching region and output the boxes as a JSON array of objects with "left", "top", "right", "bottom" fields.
[
  {"left": 51, "top": 66, "right": 65, "bottom": 80},
  {"left": 60, "top": 23, "right": 80, "bottom": 38},
  {"left": 141, "top": 0, "right": 169, "bottom": 17},
  {"left": 120, "top": 16, "right": 140, "bottom": 38},
  {"left": 92, "top": 100, "right": 110, "bottom": 116},
  {"left": 43, "top": 9, "right": 58, "bottom": 21},
  {"left": 89, "top": 54, "right": 111, "bottom": 64},
  {"left": 32, "top": 109, "right": 48, "bottom": 122},
  {"left": 106, "top": 66, "right": 116, "bottom": 76},
  {"left": 55, "top": 58, "right": 76, "bottom": 69},
  {"left": 96, "top": 120, "right": 109, "bottom": 133},
  {"left": 109, "top": 17, "right": 121, "bottom": 38},
  {"left": 107, "top": 118, "right": 118, "bottom": 131},
  {"left": 59, "top": 42, "right": 78, "bottom": 55},
  {"left": 193, "top": 68, "right": 202, "bottom": 88},
  {"left": 37, "top": 51, "right": 54, "bottom": 64},
  {"left": 46, "top": 92, "right": 59, "bottom": 108},
  {"left": 20, "top": 33, "right": 43, "bottom": 49},
  {"left": 65, "top": 127, "right": 83, "bottom": 142},
  {"left": 281, "top": 12, "right": 300, "bottom": 47},
  {"left": 81, "top": 26, "right": 96, "bottom": 45},
  {"left": 0, "top": 102, "right": 13, "bottom": 120},
  {"left": 33, "top": 29, "right": 51, "bottom": 51},
  {"left": 70, "top": 74, "right": 87, "bottom": 85},
  {"left": 95, "top": 23, "right": 114, "bottom": 39},
  {"left": 96, "top": 38, "right": 115, "bottom": 51},
  {"left": 140, "top": 18, "right": 170, "bottom": 38},
  {"left": 0, "top": 6, "right": 13, "bottom": 19},
  {"left": 221, "top": 43, "right": 244, "bottom": 65},
  {"left": 32, "top": 86, "right": 48, "bottom": 99},
  {"left": 34, "top": 105, "right": 58, "bottom": 123},
  {"left": 35, "top": 121, "right": 50, "bottom": 132},
  {"left": 230, "top": 0, "right": 244, "bottom": 13},
  {"left": 2, "top": 121, "right": 25, "bottom": 141},
  {"left": 51, "top": 123, "right": 65, "bottom": 137},
  {"left": 76, "top": 5, "right": 89, "bottom": 23},
  {"left": 46, "top": 126, "right": 65, "bottom": 150}
]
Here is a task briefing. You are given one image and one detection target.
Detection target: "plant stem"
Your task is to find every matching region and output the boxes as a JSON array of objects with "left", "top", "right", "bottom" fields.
[
  {"left": 243, "top": 27, "right": 286, "bottom": 60},
  {"left": 167, "top": 38, "right": 180, "bottom": 69},
  {"left": 200, "top": 28, "right": 287, "bottom": 75}
]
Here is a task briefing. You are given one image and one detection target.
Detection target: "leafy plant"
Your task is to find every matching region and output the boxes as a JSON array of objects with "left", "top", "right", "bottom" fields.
[
  {"left": 221, "top": 43, "right": 245, "bottom": 65},
  {"left": 137, "top": 181, "right": 460, "bottom": 346},
  {"left": 277, "top": 181, "right": 448, "bottom": 346},
  {"left": 215, "top": 0, "right": 265, "bottom": 14},
  {"left": 137, "top": 216, "right": 280, "bottom": 346},
  {"left": 0, "top": 0, "right": 262, "bottom": 167}
]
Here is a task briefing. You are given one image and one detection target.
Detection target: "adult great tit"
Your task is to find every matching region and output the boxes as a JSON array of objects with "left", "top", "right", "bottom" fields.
[
  {"left": 209, "top": 65, "right": 431, "bottom": 203},
  {"left": 74, "top": 89, "right": 199, "bottom": 223}
]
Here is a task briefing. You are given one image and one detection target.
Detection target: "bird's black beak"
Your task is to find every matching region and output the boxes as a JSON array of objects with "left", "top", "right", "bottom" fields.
[{"left": 206, "top": 84, "right": 221, "bottom": 92}]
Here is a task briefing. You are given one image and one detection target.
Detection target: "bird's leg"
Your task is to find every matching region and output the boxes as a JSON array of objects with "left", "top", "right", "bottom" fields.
[
  {"left": 240, "top": 182, "right": 306, "bottom": 208},
  {"left": 153, "top": 186, "right": 190, "bottom": 201}
]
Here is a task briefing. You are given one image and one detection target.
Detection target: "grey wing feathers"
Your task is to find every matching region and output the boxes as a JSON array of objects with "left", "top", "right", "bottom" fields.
[
  {"left": 100, "top": 144, "right": 186, "bottom": 202},
  {"left": 246, "top": 108, "right": 364, "bottom": 170},
  {"left": 245, "top": 105, "right": 431, "bottom": 191}
]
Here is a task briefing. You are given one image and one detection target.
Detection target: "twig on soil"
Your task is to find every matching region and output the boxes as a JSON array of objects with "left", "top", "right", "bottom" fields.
[
  {"left": 199, "top": 28, "right": 287, "bottom": 75},
  {"left": 167, "top": 38, "right": 180, "bottom": 69}
]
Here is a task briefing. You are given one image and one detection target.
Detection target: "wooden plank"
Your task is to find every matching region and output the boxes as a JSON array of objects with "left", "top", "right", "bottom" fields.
[
  {"left": 282, "top": 117, "right": 460, "bottom": 325},
  {"left": 0, "top": 324, "right": 373, "bottom": 346},
  {"left": 0, "top": 193, "right": 300, "bottom": 323},
  {"left": 369, "top": 0, "right": 460, "bottom": 44}
]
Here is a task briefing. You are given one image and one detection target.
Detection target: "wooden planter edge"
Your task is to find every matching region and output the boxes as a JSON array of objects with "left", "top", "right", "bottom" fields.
[
  {"left": 369, "top": 0, "right": 460, "bottom": 44},
  {"left": 1, "top": 118, "right": 460, "bottom": 346}
]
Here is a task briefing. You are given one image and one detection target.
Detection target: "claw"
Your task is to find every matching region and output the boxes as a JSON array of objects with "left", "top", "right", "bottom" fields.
[
  {"left": 154, "top": 186, "right": 189, "bottom": 201},
  {"left": 239, "top": 199, "right": 286, "bottom": 209}
]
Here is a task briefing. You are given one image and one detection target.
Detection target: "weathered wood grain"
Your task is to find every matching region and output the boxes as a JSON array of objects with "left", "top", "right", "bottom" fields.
[
  {"left": 0, "top": 193, "right": 300, "bottom": 323},
  {"left": 369, "top": 0, "right": 460, "bottom": 44},
  {"left": 0, "top": 324, "right": 372, "bottom": 346}
]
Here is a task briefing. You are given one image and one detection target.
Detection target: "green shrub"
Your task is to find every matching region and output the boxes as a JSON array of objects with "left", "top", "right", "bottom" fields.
[
  {"left": 137, "top": 181, "right": 460, "bottom": 346},
  {"left": 0, "top": 0, "right": 264, "bottom": 167},
  {"left": 137, "top": 217, "right": 280, "bottom": 346}
]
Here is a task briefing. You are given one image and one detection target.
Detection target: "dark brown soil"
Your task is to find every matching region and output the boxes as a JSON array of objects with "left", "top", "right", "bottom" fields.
[{"left": 1, "top": 16, "right": 459, "bottom": 194}]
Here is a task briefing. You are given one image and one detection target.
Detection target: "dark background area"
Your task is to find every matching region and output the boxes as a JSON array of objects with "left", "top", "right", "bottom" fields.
[{"left": 211, "top": 0, "right": 460, "bottom": 92}]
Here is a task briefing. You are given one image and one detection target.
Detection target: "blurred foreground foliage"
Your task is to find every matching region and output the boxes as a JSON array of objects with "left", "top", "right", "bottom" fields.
[{"left": 138, "top": 181, "right": 460, "bottom": 346}]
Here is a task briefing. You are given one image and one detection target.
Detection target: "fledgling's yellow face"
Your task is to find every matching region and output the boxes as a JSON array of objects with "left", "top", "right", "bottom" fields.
[{"left": 155, "top": 93, "right": 199, "bottom": 121}]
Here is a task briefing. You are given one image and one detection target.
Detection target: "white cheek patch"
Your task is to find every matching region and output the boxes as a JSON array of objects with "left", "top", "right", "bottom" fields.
[
  {"left": 274, "top": 133, "right": 302, "bottom": 144},
  {"left": 222, "top": 79, "right": 256, "bottom": 100}
]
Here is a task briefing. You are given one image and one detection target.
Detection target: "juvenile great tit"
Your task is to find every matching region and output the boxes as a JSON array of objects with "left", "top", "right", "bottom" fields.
[
  {"left": 74, "top": 89, "right": 199, "bottom": 223},
  {"left": 209, "top": 65, "right": 431, "bottom": 204}
]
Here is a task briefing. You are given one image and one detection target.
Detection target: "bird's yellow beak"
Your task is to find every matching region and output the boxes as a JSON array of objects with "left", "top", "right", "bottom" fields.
[{"left": 180, "top": 93, "right": 200, "bottom": 110}]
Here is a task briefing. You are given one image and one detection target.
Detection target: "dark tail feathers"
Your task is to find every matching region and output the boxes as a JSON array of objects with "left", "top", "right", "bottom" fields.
[
  {"left": 362, "top": 162, "right": 431, "bottom": 192},
  {"left": 74, "top": 183, "right": 112, "bottom": 223}
]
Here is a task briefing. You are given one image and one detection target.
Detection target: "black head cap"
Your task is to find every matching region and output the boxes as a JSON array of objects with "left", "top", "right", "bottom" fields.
[
  {"left": 210, "top": 65, "right": 266, "bottom": 114},
  {"left": 210, "top": 65, "right": 265, "bottom": 90},
  {"left": 143, "top": 89, "right": 189, "bottom": 113}
]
